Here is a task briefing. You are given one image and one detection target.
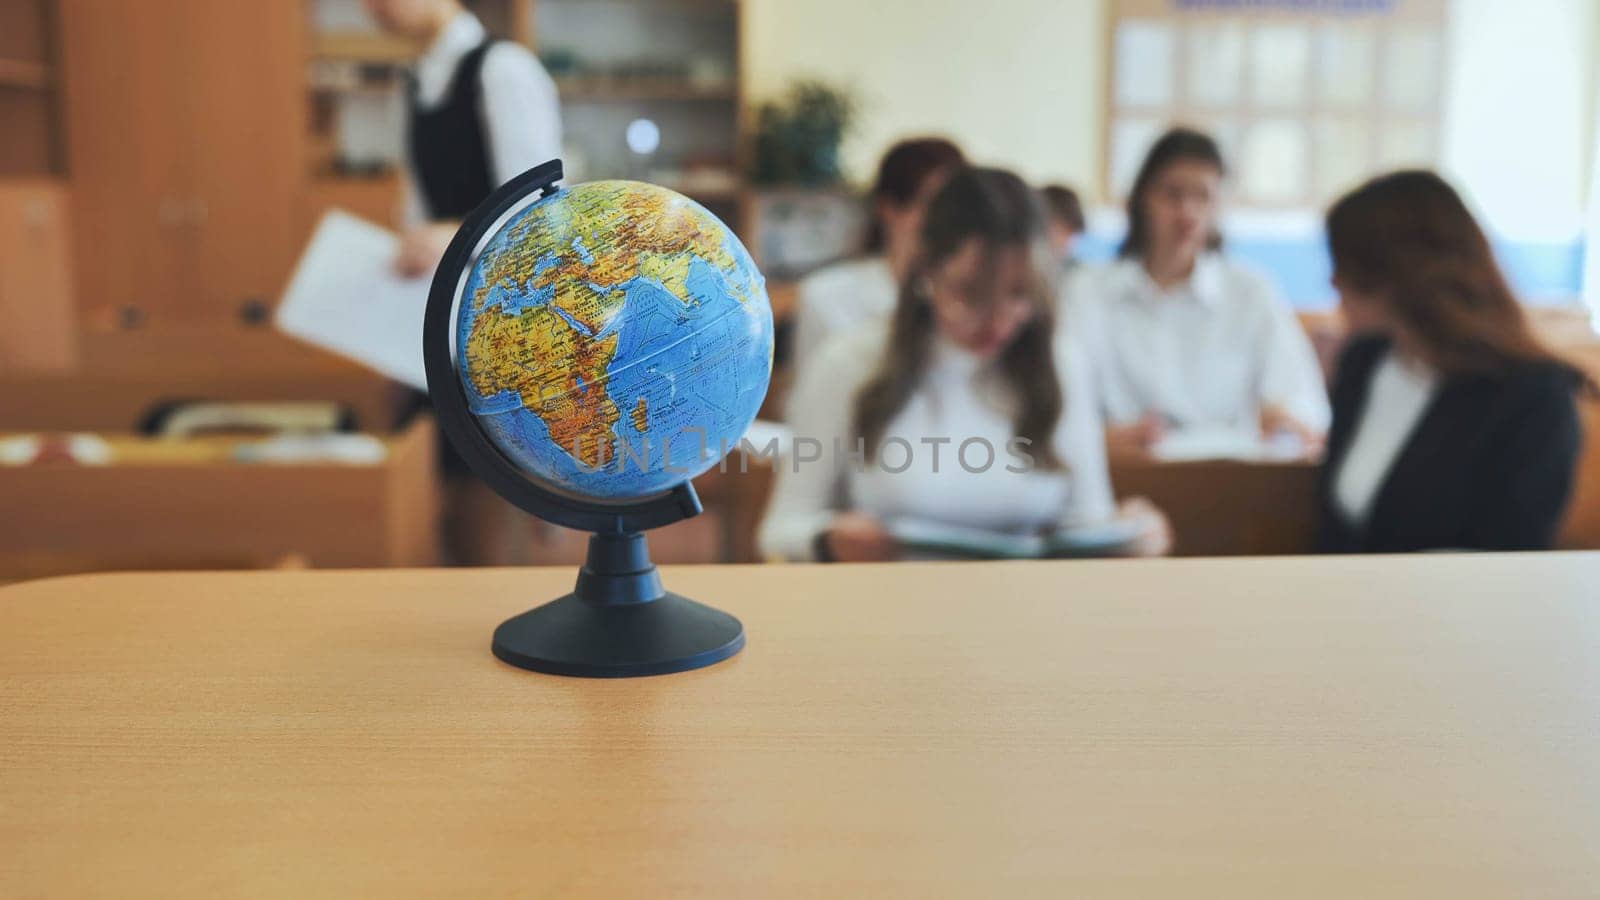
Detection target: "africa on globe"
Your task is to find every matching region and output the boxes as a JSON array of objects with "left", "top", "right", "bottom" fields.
[{"left": 455, "top": 179, "right": 774, "bottom": 501}]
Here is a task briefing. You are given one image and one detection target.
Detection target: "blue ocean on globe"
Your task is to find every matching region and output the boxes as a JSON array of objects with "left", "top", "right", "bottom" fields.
[{"left": 453, "top": 179, "right": 773, "bottom": 501}]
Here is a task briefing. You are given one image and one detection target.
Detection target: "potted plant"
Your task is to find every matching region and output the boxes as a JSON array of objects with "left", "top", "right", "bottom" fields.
[{"left": 748, "top": 80, "right": 856, "bottom": 188}]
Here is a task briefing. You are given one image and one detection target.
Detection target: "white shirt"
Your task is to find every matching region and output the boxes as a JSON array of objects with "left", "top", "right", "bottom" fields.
[
  {"left": 790, "top": 256, "right": 898, "bottom": 377},
  {"left": 1332, "top": 350, "right": 1438, "bottom": 525},
  {"left": 1064, "top": 253, "right": 1331, "bottom": 432},
  {"left": 401, "top": 12, "right": 563, "bottom": 225},
  {"left": 757, "top": 321, "right": 1118, "bottom": 561}
]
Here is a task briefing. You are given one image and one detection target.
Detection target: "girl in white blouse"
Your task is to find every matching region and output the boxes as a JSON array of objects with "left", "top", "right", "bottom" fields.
[
  {"left": 759, "top": 168, "right": 1169, "bottom": 562},
  {"left": 1065, "top": 127, "right": 1329, "bottom": 456}
]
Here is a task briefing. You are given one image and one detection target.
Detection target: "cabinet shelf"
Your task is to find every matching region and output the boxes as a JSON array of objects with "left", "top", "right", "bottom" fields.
[
  {"left": 310, "top": 32, "right": 418, "bottom": 64},
  {"left": 307, "top": 81, "right": 399, "bottom": 97},
  {"left": 554, "top": 77, "right": 736, "bottom": 102}
]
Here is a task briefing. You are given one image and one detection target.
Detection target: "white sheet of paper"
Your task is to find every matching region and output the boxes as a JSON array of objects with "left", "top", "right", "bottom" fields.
[
  {"left": 1152, "top": 426, "right": 1307, "bottom": 463},
  {"left": 275, "top": 209, "right": 431, "bottom": 391}
]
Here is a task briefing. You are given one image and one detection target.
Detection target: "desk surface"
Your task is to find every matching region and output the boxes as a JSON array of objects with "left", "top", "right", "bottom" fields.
[{"left": 4, "top": 556, "right": 1599, "bottom": 897}]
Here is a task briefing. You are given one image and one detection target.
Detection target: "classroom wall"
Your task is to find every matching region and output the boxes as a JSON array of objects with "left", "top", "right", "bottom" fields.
[
  {"left": 742, "top": 0, "right": 1594, "bottom": 307},
  {"left": 741, "top": 0, "right": 1106, "bottom": 189},
  {"left": 1439, "top": 0, "right": 1595, "bottom": 305},
  {"left": 1441, "top": 0, "right": 1597, "bottom": 243},
  {"left": 744, "top": 0, "right": 1596, "bottom": 213},
  {"left": 1581, "top": 9, "right": 1600, "bottom": 316}
]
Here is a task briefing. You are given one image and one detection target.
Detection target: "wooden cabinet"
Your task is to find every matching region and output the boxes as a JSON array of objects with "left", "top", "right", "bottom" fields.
[
  {"left": 0, "top": 1, "right": 72, "bottom": 372},
  {"left": 302, "top": 174, "right": 402, "bottom": 237},
  {"left": 0, "top": 180, "right": 76, "bottom": 371},
  {"left": 58, "top": 1, "right": 306, "bottom": 329},
  {"left": 0, "top": 0, "right": 61, "bottom": 178},
  {"left": 0, "top": 416, "right": 441, "bottom": 577}
]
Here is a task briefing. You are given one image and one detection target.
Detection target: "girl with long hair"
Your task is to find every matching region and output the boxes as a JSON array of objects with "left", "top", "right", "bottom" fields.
[
  {"left": 1318, "top": 170, "right": 1586, "bottom": 552},
  {"left": 1065, "top": 127, "right": 1329, "bottom": 455},
  {"left": 760, "top": 167, "right": 1169, "bottom": 562}
]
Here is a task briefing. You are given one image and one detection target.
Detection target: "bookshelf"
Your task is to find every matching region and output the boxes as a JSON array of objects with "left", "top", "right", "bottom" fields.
[
  {"left": 302, "top": 0, "right": 746, "bottom": 231},
  {"left": 533, "top": 0, "right": 744, "bottom": 229}
]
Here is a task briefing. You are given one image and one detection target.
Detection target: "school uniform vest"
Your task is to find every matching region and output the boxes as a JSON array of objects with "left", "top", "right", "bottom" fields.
[
  {"left": 404, "top": 41, "right": 496, "bottom": 478},
  {"left": 406, "top": 41, "right": 496, "bottom": 220}
]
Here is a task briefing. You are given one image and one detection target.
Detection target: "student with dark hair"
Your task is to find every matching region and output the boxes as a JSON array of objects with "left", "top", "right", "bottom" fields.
[
  {"left": 1039, "top": 184, "right": 1086, "bottom": 270},
  {"left": 1065, "top": 127, "right": 1328, "bottom": 456},
  {"left": 760, "top": 167, "right": 1169, "bottom": 562},
  {"left": 790, "top": 138, "right": 966, "bottom": 372},
  {"left": 1318, "top": 170, "right": 1586, "bottom": 553}
]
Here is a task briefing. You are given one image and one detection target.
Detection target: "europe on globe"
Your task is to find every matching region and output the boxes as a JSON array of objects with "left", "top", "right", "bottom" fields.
[{"left": 455, "top": 179, "right": 774, "bottom": 500}]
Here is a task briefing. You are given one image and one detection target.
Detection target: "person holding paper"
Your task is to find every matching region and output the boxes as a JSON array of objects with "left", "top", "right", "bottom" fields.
[
  {"left": 355, "top": 0, "right": 563, "bottom": 564},
  {"left": 758, "top": 167, "right": 1170, "bottom": 562},
  {"left": 1063, "top": 127, "right": 1329, "bottom": 458},
  {"left": 363, "top": 0, "right": 562, "bottom": 277},
  {"left": 1317, "top": 171, "right": 1586, "bottom": 553},
  {"left": 790, "top": 138, "right": 966, "bottom": 377}
]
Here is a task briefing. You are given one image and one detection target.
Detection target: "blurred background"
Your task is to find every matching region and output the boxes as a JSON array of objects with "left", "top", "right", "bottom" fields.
[{"left": 1, "top": 0, "right": 1597, "bottom": 580}]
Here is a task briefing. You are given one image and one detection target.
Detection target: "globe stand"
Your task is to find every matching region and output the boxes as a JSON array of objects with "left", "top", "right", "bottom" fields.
[
  {"left": 490, "top": 529, "right": 745, "bottom": 677},
  {"left": 424, "top": 159, "right": 749, "bottom": 678}
]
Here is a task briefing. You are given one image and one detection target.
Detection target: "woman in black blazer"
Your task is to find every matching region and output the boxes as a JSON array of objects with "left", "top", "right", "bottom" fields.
[{"left": 1317, "top": 171, "right": 1587, "bottom": 553}]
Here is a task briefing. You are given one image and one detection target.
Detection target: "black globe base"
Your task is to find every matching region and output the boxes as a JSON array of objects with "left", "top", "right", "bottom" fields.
[{"left": 491, "top": 530, "right": 745, "bottom": 678}]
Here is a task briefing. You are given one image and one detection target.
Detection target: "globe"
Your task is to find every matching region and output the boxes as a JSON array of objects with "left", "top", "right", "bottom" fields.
[{"left": 453, "top": 179, "right": 773, "bottom": 501}]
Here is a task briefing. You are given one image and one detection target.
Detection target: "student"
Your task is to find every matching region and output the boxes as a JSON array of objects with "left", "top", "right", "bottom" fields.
[
  {"left": 1038, "top": 184, "right": 1086, "bottom": 271},
  {"left": 1317, "top": 171, "right": 1585, "bottom": 553},
  {"left": 1064, "top": 127, "right": 1329, "bottom": 455},
  {"left": 363, "top": 0, "right": 563, "bottom": 277},
  {"left": 759, "top": 167, "right": 1169, "bottom": 562},
  {"left": 790, "top": 138, "right": 966, "bottom": 373},
  {"left": 362, "top": 0, "right": 562, "bottom": 564}
]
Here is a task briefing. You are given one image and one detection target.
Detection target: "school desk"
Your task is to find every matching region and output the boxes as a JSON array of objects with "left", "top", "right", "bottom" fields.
[
  {"left": 0, "top": 415, "right": 439, "bottom": 579},
  {"left": 1107, "top": 425, "right": 1600, "bottom": 554},
  {"left": 4, "top": 555, "right": 1598, "bottom": 896},
  {"left": 1109, "top": 456, "right": 1321, "bottom": 555}
]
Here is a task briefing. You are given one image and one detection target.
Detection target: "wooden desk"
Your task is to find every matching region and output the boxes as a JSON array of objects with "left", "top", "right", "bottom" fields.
[
  {"left": 0, "top": 416, "right": 439, "bottom": 578},
  {"left": 1111, "top": 457, "right": 1320, "bottom": 555},
  {"left": 5, "top": 556, "right": 1600, "bottom": 896},
  {"left": 1109, "top": 450, "right": 1600, "bottom": 555}
]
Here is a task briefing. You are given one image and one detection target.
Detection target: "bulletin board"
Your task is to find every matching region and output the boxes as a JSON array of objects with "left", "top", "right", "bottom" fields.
[{"left": 1103, "top": 0, "right": 1450, "bottom": 207}]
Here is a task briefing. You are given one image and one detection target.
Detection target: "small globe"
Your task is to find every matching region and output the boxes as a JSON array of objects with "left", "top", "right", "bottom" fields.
[{"left": 454, "top": 179, "right": 773, "bottom": 501}]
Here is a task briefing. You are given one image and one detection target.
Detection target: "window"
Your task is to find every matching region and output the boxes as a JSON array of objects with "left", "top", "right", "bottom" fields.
[{"left": 1104, "top": 0, "right": 1449, "bottom": 207}]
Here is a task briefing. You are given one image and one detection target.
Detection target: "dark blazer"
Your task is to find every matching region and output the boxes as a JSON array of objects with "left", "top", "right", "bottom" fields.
[{"left": 1317, "top": 335, "right": 1582, "bottom": 553}]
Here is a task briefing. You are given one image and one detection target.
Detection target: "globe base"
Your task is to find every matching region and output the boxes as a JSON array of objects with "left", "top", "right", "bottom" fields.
[{"left": 491, "top": 531, "right": 744, "bottom": 678}]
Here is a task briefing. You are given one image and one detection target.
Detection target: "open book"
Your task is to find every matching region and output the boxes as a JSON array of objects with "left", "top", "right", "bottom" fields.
[{"left": 884, "top": 516, "right": 1147, "bottom": 560}]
